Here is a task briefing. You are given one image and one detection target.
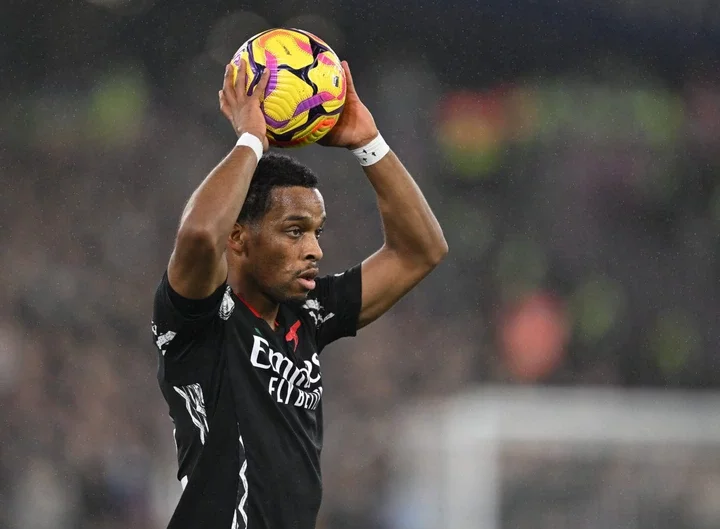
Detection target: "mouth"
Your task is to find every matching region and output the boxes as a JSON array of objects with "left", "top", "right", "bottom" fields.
[{"left": 297, "top": 268, "right": 319, "bottom": 290}]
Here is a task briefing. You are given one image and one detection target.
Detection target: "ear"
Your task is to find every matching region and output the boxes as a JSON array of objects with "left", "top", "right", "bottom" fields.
[{"left": 227, "top": 222, "right": 250, "bottom": 256}]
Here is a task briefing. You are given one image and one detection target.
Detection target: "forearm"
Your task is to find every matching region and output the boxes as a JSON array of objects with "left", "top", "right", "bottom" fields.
[
  {"left": 178, "top": 145, "right": 258, "bottom": 250},
  {"left": 363, "top": 151, "right": 447, "bottom": 264}
]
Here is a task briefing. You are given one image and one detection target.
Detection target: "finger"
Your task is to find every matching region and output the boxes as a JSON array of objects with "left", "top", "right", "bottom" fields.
[
  {"left": 233, "top": 59, "right": 250, "bottom": 100},
  {"left": 218, "top": 90, "right": 232, "bottom": 120},
  {"left": 251, "top": 67, "right": 271, "bottom": 101},
  {"left": 341, "top": 60, "right": 357, "bottom": 95},
  {"left": 222, "top": 63, "right": 238, "bottom": 105}
]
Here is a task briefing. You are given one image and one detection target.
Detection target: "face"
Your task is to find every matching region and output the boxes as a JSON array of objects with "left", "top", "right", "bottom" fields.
[{"left": 238, "top": 186, "right": 326, "bottom": 302}]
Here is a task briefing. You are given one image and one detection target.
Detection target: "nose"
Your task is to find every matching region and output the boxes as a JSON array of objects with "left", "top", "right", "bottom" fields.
[{"left": 304, "top": 234, "right": 323, "bottom": 262}]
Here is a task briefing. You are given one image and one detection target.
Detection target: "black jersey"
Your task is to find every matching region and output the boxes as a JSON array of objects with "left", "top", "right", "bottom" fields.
[{"left": 151, "top": 266, "right": 362, "bottom": 529}]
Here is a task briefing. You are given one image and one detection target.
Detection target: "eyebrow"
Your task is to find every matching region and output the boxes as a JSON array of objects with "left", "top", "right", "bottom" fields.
[{"left": 283, "top": 215, "right": 326, "bottom": 223}]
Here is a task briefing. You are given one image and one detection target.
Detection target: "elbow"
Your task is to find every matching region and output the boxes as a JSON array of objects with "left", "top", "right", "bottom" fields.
[
  {"left": 417, "top": 232, "right": 448, "bottom": 270},
  {"left": 406, "top": 234, "right": 449, "bottom": 270},
  {"left": 427, "top": 236, "right": 449, "bottom": 267}
]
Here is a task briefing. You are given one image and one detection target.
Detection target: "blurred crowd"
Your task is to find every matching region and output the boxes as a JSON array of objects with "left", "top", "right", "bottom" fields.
[{"left": 4, "top": 1, "right": 720, "bottom": 528}]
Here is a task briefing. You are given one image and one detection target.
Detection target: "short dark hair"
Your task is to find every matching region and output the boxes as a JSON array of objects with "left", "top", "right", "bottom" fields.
[{"left": 237, "top": 152, "right": 319, "bottom": 224}]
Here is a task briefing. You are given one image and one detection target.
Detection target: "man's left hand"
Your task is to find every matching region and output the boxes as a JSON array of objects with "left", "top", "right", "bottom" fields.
[{"left": 318, "top": 61, "right": 379, "bottom": 150}]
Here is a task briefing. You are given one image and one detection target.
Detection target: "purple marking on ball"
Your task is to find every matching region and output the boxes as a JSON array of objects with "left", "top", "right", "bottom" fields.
[
  {"left": 265, "top": 51, "right": 278, "bottom": 96},
  {"left": 265, "top": 115, "right": 291, "bottom": 129},
  {"left": 292, "top": 92, "right": 335, "bottom": 117},
  {"left": 247, "top": 51, "right": 259, "bottom": 70}
]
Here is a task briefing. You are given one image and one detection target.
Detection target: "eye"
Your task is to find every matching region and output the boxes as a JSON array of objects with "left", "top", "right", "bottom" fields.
[
  {"left": 287, "top": 227, "right": 303, "bottom": 238},
  {"left": 315, "top": 227, "right": 324, "bottom": 239}
]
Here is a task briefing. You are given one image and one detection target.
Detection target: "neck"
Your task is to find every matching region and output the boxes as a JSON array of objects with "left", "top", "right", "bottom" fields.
[{"left": 228, "top": 269, "right": 280, "bottom": 328}]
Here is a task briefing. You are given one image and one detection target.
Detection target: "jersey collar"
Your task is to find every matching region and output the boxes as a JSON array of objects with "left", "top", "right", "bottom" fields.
[{"left": 235, "top": 293, "right": 280, "bottom": 329}]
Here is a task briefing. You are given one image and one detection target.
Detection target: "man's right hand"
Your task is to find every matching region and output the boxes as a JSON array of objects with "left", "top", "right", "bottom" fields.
[{"left": 219, "top": 59, "right": 270, "bottom": 151}]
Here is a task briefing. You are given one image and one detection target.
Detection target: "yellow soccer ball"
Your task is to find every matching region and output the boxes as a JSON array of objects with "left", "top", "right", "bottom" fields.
[{"left": 231, "top": 28, "right": 346, "bottom": 147}]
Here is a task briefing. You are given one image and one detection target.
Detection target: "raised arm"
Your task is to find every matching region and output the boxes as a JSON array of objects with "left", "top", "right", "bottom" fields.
[
  {"left": 319, "top": 62, "right": 448, "bottom": 329},
  {"left": 168, "top": 62, "right": 270, "bottom": 299},
  {"left": 356, "top": 151, "right": 447, "bottom": 328}
]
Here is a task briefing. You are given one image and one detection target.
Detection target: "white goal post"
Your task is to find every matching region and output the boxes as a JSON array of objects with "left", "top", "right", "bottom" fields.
[{"left": 389, "top": 387, "right": 720, "bottom": 529}]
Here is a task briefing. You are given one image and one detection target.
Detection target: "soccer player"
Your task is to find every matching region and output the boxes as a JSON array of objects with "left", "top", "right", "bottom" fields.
[{"left": 151, "top": 59, "right": 447, "bottom": 529}]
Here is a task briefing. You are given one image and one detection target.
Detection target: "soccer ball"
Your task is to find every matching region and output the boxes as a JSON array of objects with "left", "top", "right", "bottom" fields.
[{"left": 231, "top": 28, "right": 346, "bottom": 147}]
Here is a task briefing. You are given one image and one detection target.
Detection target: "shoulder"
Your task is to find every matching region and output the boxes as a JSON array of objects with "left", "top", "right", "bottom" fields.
[
  {"left": 153, "top": 271, "right": 228, "bottom": 323},
  {"left": 217, "top": 284, "right": 237, "bottom": 321},
  {"left": 151, "top": 273, "right": 231, "bottom": 363}
]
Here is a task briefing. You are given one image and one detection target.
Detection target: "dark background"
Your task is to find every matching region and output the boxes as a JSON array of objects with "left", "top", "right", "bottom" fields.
[{"left": 2, "top": 0, "right": 720, "bottom": 527}]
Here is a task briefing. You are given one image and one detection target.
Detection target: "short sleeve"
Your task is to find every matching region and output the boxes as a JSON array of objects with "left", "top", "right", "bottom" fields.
[
  {"left": 305, "top": 265, "right": 362, "bottom": 351},
  {"left": 151, "top": 272, "right": 226, "bottom": 361}
]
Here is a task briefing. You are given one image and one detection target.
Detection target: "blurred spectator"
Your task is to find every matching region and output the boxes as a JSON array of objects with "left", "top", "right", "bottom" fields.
[{"left": 4, "top": 1, "right": 720, "bottom": 528}]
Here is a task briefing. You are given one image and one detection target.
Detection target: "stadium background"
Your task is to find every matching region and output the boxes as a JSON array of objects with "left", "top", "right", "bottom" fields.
[{"left": 2, "top": 0, "right": 720, "bottom": 527}]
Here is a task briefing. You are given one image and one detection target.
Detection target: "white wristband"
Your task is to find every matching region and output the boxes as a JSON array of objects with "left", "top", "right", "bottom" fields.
[
  {"left": 351, "top": 133, "right": 390, "bottom": 166},
  {"left": 235, "top": 132, "right": 264, "bottom": 163}
]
